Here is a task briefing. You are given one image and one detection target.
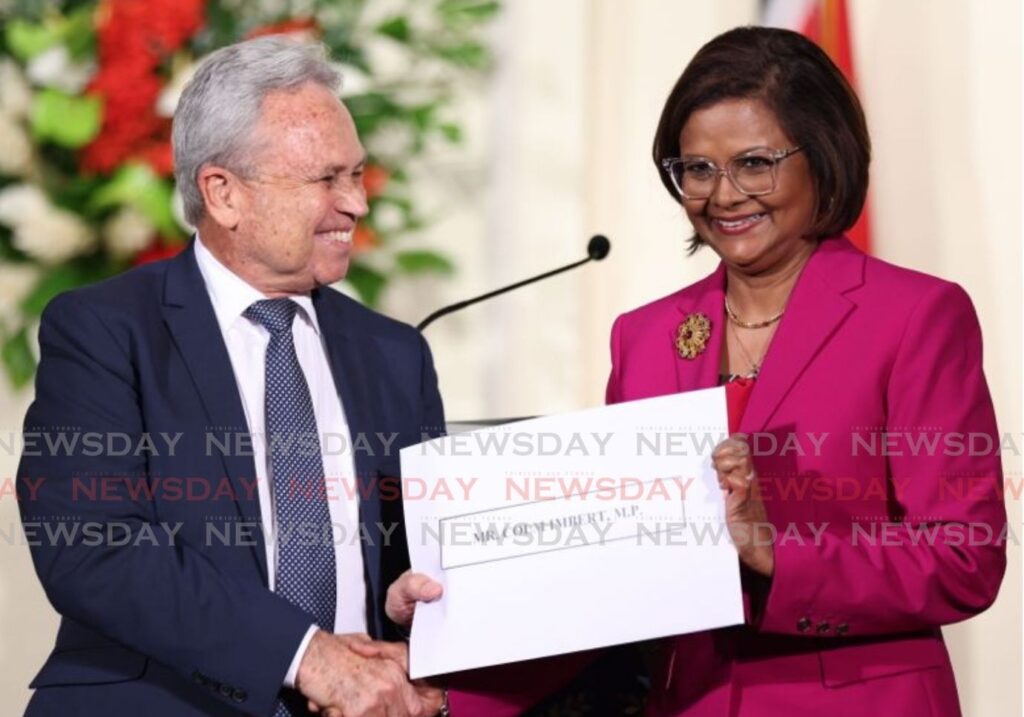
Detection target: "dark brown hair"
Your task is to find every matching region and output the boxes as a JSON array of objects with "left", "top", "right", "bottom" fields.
[{"left": 653, "top": 26, "right": 870, "bottom": 253}]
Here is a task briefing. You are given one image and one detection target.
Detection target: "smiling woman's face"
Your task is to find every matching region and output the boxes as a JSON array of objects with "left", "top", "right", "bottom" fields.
[{"left": 678, "top": 97, "right": 818, "bottom": 274}]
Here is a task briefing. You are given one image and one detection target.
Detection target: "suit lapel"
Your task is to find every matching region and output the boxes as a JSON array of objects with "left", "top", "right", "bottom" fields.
[
  {"left": 674, "top": 263, "right": 727, "bottom": 393},
  {"left": 311, "top": 290, "right": 379, "bottom": 490},
  {"left": 160, "top": 243, "right": 268, "bottom": 584},
  {"left": 739, "top": 239, "right": 865, "bottom": 433}
]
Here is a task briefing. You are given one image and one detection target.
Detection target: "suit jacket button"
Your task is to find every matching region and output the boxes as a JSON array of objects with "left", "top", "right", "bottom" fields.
[
  {"left": 232, "top": 688, "right": 247, "bottom": 703},
  {"left": 816, "top": 622, "right": 831, "bottom": 634},
  {"left": 836, "top": 623, "right": 849, "bottom": 635},
  {"left": 797, "top": 617, "right": 811, "bottom": 632}
]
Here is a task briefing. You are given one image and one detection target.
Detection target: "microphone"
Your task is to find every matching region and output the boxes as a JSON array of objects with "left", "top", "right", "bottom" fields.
[
  {"left": 417, "top": 234, "right": 611, "bottom": 331},
  {"left": 587, "top": 234, "right": 610, "bottom": 260}
]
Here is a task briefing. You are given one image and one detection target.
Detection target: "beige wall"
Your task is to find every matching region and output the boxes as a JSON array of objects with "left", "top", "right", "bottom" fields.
[
  {"left": 404, "top": 0, "right": 1022, "bottom": 714},
  {"left": 0, "top": 0, "right": 1019, "bottom": 713}
]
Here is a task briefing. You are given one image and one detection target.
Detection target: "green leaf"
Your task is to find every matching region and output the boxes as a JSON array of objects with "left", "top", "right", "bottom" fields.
[
  {"left": 434, "top": 40, "right": 489, "bottom": 69},
  {"left": 344, "top": 263, "right": 388, "bottom": 307},
  {"left": 50, "top": 174, "right": 108, "bottom": 218},
  {"left": 375, "top": 16, "right": 411, "bottom": 43},
  {"left": 438, "top": 122, "right": 462, "bottom": 143},
  {"left": 4, "top": 19, "right": 61, "bottom": 61},
  {"left": 30, "top": 89, "right": 102, "bottom": 148},
  {"left": 90, "top": 164, "right": 182, "bottom": 238},
  {"left": 61, "top": 6, "right": 98, "bottom": 60},
  {"left": 409, "top": 104, "right": 436, "bottom": 131},
  {"left": 347, "top": 92, "right": 406, "bottom": 137},
  {"left": 2, "top": 327, "right": 36, "bottom": 388},
  {"left": 345, "top": 92, "right": 402, "bottom": 120},
  {"left": 437, "top": 0, "right": 501, "bottom": 23},
  {"left": 328, "top": 42, "right": 371, "bottom": 74},
  {"left": 395, "top": 249, "right": 455, "bottom": 275},
  {"left": 20, "top": 263, "right": 96, "bottom": 318}
]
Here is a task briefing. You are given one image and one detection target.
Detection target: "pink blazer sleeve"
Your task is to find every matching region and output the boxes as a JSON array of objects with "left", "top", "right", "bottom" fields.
[
  {"left": 605, "top": 314, "right": 625, "bottom": 406},
  {"left": 755, "top": 282, "right": 1007, "bottom": 636}
]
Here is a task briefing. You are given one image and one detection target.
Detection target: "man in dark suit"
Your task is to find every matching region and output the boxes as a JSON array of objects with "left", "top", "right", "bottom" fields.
[{"left": 17, "top": 37, "right": 443, "bottom": 717}]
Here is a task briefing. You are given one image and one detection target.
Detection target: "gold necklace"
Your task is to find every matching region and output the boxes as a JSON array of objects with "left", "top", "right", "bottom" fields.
[
  {"left": 729, "top": 321, "right": 777, "bottom": 378},
  {"left": 724, "top": 296, "right": 784, "bottom": 329}
]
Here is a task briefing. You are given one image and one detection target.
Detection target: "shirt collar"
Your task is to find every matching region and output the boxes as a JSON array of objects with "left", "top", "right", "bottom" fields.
[{"left": 193, "top": 234, "right": 321, "bottom": 336}]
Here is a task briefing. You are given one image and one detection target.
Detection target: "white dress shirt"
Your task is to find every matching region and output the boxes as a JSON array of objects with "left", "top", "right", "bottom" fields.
[{"left": 194, "top": 236, "right": 366, "bottom": 687}]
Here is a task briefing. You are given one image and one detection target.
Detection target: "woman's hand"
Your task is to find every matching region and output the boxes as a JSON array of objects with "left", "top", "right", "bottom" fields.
[{"left": 712, "top": 435, "right": 774, "bottom": 577}]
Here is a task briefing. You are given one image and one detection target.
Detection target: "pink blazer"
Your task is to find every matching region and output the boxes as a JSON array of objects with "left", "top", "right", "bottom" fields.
[
  {"left": 606, "top": 237, "right": 1006, "bottom": 717},
  {"left": 444, "top": 237, "right": 1006, "bottom": 716}
]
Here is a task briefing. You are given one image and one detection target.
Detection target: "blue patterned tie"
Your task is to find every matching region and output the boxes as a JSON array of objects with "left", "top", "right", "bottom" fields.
[{"left": 245, "top": 299, "right": 335, "bottom": 717}]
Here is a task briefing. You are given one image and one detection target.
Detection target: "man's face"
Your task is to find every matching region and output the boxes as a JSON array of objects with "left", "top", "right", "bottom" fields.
[{"left": 231, "top": 82, "right": 368, "bottom": 295}]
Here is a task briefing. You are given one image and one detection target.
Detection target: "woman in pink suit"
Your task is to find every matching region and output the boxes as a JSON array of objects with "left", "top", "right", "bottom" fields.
[
  {"left": 383, "top": 26, "right": 1006, "bottom": 717},
  {"left": 605, "top": 25, "right": 1007, "bottom": 717}
]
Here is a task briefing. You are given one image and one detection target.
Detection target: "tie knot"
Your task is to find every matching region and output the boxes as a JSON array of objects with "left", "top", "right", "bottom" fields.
[{"left": 244, "top": 299, "right": 299, "bottom": 336}]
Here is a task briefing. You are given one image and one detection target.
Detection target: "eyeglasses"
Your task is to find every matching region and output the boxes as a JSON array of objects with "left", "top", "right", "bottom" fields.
[{"left": 661, "top": 146, "right": 803, "bottom": 200}]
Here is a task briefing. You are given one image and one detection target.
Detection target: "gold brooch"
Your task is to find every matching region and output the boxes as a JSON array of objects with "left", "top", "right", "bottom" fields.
[{"left": 676, "top": 312, "right": 711, "bottom": 359}]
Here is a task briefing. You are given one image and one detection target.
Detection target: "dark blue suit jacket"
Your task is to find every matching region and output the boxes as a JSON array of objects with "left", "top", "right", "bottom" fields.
[{"left": 17, "top": 243, "right": 445, "bottom": 716}]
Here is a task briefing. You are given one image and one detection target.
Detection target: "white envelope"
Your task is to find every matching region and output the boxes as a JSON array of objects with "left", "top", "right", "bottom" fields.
[{"left": 400, "top": 387, "right": 743, "bottom": 678}]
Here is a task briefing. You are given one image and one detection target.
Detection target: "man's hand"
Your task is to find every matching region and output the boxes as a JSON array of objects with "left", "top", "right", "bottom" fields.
[
  {"left": 712, "top": 435, "right": 774, "bottom": 577},
  {"left": 296, "top": 631, "right": 424, "bottom": 717},
  {"left": 385, "top": 570, "right": 443, "bottom": 628},
  {"left": 347, "top": 639, "right": 446, "bottom": 717}
]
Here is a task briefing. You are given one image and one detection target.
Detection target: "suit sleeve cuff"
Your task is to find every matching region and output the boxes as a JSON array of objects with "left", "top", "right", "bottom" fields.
[{"left": 284, "top": 624, "right": 319, "bottom": 688}]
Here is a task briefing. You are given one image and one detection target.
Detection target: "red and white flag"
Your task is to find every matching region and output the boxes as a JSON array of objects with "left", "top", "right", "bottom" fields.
[{"left": 761, "top": 0, "right": 872, "bottom": 254}]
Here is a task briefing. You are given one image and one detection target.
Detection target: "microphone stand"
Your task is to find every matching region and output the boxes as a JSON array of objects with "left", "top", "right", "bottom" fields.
[{"left": 417, "top": 235, "right": 610, "bottom": 331}]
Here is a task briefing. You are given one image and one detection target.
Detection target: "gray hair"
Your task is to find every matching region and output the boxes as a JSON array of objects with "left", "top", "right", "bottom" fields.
[{"left": 172, "top": 37, "right": 341, "bottom": 225}]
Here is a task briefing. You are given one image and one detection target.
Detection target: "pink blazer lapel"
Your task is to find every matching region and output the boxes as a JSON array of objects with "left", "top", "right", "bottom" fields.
[
  {"left": 739, "top": 238, "right": 866, "bottom": 433},
  {"left": 672, "top": 263, "right": 727, "bottom": 394}
]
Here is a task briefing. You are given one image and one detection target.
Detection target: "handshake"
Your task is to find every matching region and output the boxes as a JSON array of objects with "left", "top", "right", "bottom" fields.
[{"left": 295, "top": 572, "right": 445, "bottom": 717}]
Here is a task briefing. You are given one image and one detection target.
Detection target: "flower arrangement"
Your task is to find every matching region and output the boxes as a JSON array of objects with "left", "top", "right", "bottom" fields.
[{"left": 0, "top": 0, "right": 498, "bottom": 387}]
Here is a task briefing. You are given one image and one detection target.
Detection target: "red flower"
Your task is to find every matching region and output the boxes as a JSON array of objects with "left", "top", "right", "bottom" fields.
[
  {"left": 96, "top": 0, "right": 204, "bottom": 60},
  {"left": 353, "top": 224, "right": 377, "bottom": 252},
  {"left": 362, "top": 164, "right": 389, "bottom": 199},
  {"left": 135, "top": 140, "right": 175, "bottom": 176},
  {"left": 133, "top": 239, "right": 185, "bottom": 266},
  {"left": 83, "top": 0, "right": 205, "bottom": 174},
  {"left": 247, "top": 17, "right": 320, "bottom": 41}
]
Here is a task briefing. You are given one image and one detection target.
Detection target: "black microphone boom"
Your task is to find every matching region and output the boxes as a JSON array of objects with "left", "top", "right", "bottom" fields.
[{"left": 416, "top": 235, "right": 611, "bottom": 331}]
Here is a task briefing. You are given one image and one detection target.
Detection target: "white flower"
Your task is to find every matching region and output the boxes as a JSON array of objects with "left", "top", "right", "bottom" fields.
[
  {"left": 170, "top": 186, "right": 194, "bottom": 233},
  {"left": 0, "top": 183, "right": 49, "bottom": 225},
  {"left": 363, "top": 37, "right": 411, "bottom": 85},
  {"left": 0, "top": 113, "right": 33, "bottom": 176},
  {"left": 0, "top": 59, "right": 33, "bottom": 119},
  {"left": 157, "top": 62, "right": 198, "bottom": 118},
  {"left": 365, "top": 122, "right": 416, "bottom": 162},
  {"left": 103, "top": 206, "right": 155, "bottom": 257},
  {"left": 334, "top": 62, "right": 371, "bottom": 97},
  {"left": 0, "top": 183, "right": 96, "bottom": 264},
  {"left": 0, "top": 263, "right": 40, "bottom": 327},
  {"left": 26, "top": 45, "right": 96, "bottom": 94},
  {"left": 12, "top": 208, "right": 96, "bottom": 264},
  {"left": 372, "top": 202, "right": 405, "bottom": 233}
]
